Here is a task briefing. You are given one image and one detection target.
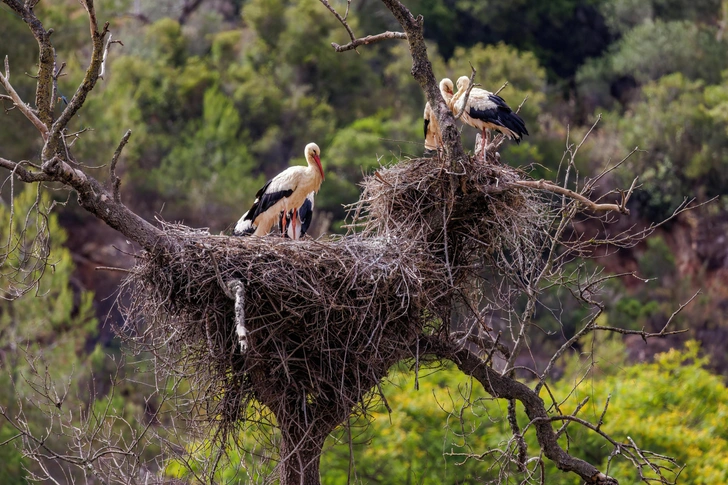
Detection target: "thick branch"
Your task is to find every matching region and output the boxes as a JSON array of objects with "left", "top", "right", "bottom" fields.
[
  {"left": 39, "top": 156, "right": 168, "bottom": 253},
  {"left": 418, "top": 336, "right": 618, "bottom": 485},
  {"left": 380, "top": 0, "right": 466, "bottom": 162},
  {"left": 0, "top": 157, "right": 52, "bottom": 182},
  {"left": 332, "top": 31, "right": 407, "bottom": 52}
]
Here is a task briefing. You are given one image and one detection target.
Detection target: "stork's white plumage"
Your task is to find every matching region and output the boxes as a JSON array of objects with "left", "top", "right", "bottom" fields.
[
  {"left": 234, "top": 143, "right": 324, "bottom": 237},
  {"left": 281, "top": 191, "right": 314, "bottom": 240},
  {"left": 450, "top": 76, "right": 528, "bottom": 156},
  {"left": 423, "top": 78, "right": 455, "bottom": 153}
]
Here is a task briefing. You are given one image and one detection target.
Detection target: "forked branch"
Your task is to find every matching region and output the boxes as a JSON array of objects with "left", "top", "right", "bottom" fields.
[
  {"left": 512, "top": 177, "right": 638, "bottom": 215},
  {"left": 319, "top": 0, "right": 407, "bottom": 53}
]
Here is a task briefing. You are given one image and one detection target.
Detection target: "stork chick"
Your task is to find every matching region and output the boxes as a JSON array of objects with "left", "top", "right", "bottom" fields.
[
  {"left": 235, "top": 143, "right": 324, "bottom": 237},
  {"left": 451, "top": 76, "right": 528, "bottom": 160},
  {"left": 423, "top": 78, "right": 455, "bottom": 154}
]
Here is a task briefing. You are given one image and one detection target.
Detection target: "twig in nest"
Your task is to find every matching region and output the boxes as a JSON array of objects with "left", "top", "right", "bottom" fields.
[{"left": 228, "top": 280, "right": 248, "bottom": 352}]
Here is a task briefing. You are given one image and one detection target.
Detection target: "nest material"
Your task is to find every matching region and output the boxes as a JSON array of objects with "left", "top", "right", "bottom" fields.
[
  {"left": 126, "top": 230, "right": 450, "bottom": 435},
  {"left": 123, "top": 154, "right": 549, "bottom": 444}
]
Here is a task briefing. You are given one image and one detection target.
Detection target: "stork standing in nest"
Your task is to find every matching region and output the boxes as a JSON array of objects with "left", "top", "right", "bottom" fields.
[
  {"left": 450, "top": 75, "right": 528, "bottom": 161},
  {"left": 234, "top": 143, "right": 324, "bottom": 237},
  {"left": 423, "top": 78, "right": 455, "bottom": 154}
]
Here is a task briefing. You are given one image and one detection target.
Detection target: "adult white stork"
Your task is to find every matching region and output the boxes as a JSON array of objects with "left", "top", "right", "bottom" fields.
[
  {"left": 450, "top": 76, "right": 528, "bottom": 159},
  {"left": 234, "top": 143, "right": 324, "bottom": 237},
  {"left": 281, "top": 191, "right": 314, "bottom": 240},
  {"left": 423, "top": 78, "right": 455, "bottom": 153}
]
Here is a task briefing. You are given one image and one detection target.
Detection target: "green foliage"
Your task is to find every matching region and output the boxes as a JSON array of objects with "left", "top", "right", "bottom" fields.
[
  {"left": 577, "top": 19, "right": 728, "bottom": 107},
  {"left": 638, "top": 235, "right": 676, "bottom": 282},
  {"left": 406, "top": 0, "right": 611, "bottom": 79},
  {"left": 555, "top": 341, "right": 728, "bottom": 483},
  {"left": 322, "top": 367, "right": 513, "bottom": 484},
  {"left": 322, "top": 341, "right": 728, "bottom": 484},
  {"left": 319, "top": 112, "right": 422, "bottom": 224},
  {"left": 599, "top": 0, "right": 722, "bottom": 33},
  {"left": 0, "top": 424, "right": 26, "bottom": 484},
  {"left": 156, "top": 86, "right": 262, "bottom": 218},
  {"left": 605, "top": 73, "right": 728, "bottom": 220}
]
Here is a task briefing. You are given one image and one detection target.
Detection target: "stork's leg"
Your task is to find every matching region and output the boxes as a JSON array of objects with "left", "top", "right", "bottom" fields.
[
  {"left": 281, "top": 211, "right": 287, "bottom": 236},
  {"left": 291, "top": 208, "right": 298, "bottom": 240},
  {"left": 482, "top": 128, "right": 488, "bottom": 162}
]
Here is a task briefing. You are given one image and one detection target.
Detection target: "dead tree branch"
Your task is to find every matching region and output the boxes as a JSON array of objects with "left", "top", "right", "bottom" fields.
[
  {"left": 418, "top": 336, "right": 618, "bottom": 485},
  {"left": 0, "top": 56, "right": 49, "bottom": 140},
  {"left": 0, "top": 0, "right": 168, "bottom": 254},
  {"left": 512, "top": 178, "right": 636, "bottom": 215},
  {"left": 332, "top": 31, "right": 407, "bottom": 52},
  {"left": 326, "top": 0, "right": 468, "bottom": 166},
  {"left": 108, "top": 129, "right": 131, "bottom": 202}
]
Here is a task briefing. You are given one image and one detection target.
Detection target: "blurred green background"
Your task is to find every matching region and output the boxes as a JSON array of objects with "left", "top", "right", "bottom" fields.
[{"left": 2, "top": 0, "right": 728, "bottom": 482}]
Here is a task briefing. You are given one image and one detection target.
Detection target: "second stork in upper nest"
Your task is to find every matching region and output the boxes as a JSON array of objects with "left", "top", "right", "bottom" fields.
[
  {"left": 450, "top": 75, "right": 528, "bottom": 160},
  {"left": 234, "top": 143, "right": 324, "bottom": 237},
  {"left": 423, "top": 78, "right": 455, "bottom": 154}
]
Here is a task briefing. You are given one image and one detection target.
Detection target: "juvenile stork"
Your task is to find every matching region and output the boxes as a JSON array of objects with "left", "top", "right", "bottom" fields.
[
  {"left": 234, "top": 143, "right": 324, "bottom": 237},
  {"left": 423, "top": 78, "right": 455, "bottom": 153},
  {"left": 281, "top": 192, "right": 314, "bottom": 240},
  {"left": 450, "top": 75, "right": 528, "bottom": 159}
]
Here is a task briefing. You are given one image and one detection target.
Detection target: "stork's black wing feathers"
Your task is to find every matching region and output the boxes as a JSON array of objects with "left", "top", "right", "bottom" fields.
[
  {"left": 234, "top": 179, "right": 293, "bottom": 236},
  {"left": 245, "top": 178, "right": 293, "bottom": 222},
  {"left": 469, "top": 93, "right": 529, "bottom": 144},
  {"left": 424, "top": 117, "right": 430, "bottom": 139}
]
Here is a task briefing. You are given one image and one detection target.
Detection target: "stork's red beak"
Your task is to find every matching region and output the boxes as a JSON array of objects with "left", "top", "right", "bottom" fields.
[{"left": 314, "top": 154, "right": 324, "bottom": 181}]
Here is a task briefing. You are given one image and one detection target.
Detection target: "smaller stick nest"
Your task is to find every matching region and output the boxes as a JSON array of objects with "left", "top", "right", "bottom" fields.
[{"left": 351, "top": 155, "right": 543, "bottom": 278}]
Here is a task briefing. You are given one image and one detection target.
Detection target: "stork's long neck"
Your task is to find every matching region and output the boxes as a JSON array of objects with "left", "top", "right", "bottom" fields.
[
  {"left": 450, "top": 88, "right": 463, "bottom": 110},
  {"left": 442, "top": 91, "right": 453, "bottom": 107}
]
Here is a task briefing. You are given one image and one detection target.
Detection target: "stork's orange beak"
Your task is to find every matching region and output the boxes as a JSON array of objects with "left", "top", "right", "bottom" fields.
[{"left": 314, "top": 154, "right": 324, "bottom": 181}]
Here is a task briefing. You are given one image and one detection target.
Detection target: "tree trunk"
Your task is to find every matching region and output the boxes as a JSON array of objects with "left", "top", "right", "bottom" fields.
[{"left": 278, "top": 420, "right": 326, "bottom": 485}]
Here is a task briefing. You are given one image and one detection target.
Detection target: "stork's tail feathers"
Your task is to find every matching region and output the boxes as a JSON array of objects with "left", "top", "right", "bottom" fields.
[
  {"left": 497, "top": 110, "right": 529, "bottom": 144},
  {"left": 233, "top": 212, "right": 256, "bottom": 236}
]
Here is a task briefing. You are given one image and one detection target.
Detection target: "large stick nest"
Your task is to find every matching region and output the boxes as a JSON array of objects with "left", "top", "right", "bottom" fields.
[{"left": 122, "top": 154, "right": 548, "bottom": 441}]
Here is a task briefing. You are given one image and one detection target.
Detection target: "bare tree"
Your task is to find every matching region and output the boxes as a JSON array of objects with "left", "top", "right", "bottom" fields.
[{"left": 0, "top": 1, "right": 695, "bottom": 484}]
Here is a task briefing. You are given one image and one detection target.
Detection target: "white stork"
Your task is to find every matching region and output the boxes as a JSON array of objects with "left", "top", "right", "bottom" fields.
[
  {"left": 423, "top": 78, "right": 455, "bottom": 153},
  {"left": 281, "top": 191, "right": 314, "bottom": 240},
  {"left": 234, "top": 143, "right": 324, "bottom": 237},
  {"left": 450, "top": 76, "right": 528, "bottom": 159}
]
